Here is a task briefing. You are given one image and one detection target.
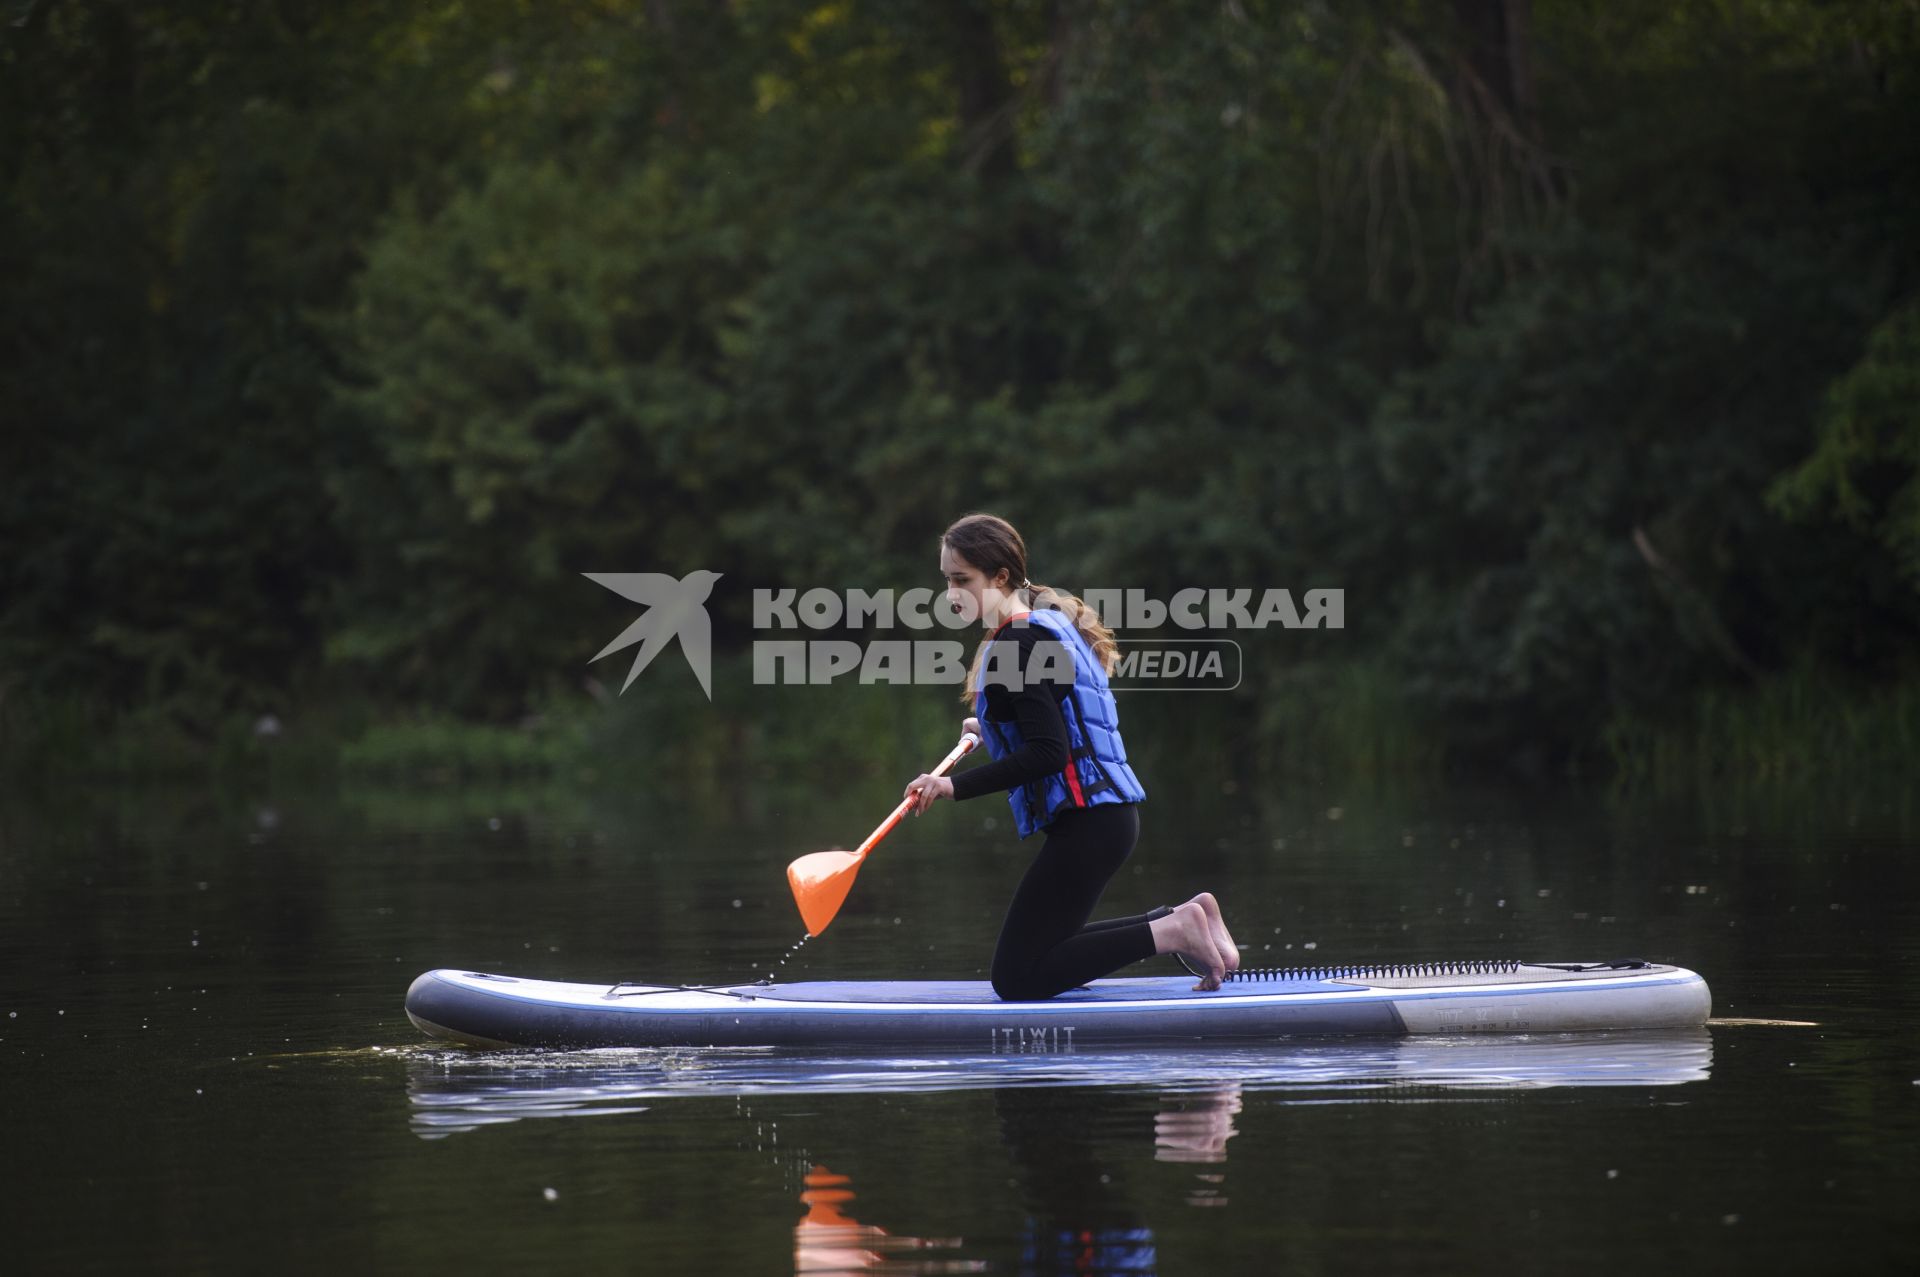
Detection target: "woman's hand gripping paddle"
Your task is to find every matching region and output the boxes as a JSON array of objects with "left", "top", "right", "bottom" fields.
[{"left": 786, "top": 732, "right": 980, "bottom": 937}]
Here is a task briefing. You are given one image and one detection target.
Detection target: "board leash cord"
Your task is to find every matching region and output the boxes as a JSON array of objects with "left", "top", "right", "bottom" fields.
[
  {"left": 1198, "top": 958, "right": 1653, "bottom": 982},
  {"left": 1216, "top": 958, "right": 1520, "bottom": 982}
]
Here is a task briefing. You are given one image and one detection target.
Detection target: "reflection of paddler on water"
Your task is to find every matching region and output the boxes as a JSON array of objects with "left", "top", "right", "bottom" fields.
[
  {"left": 793, "top": 1165, "right": 977, "bottom": 1275},
  {"left": 1152, "top": 1086, "right": 1243, "bottom": 1210},
  {"left": 786, "top": 1086, "right": 1246, "bottom": 1275},
  {"left": 1152, "top": 1086, "right": 1242, "bottom": 1166},
  {"left": 994, "top": 1083, "right": 1239, "bottom": 1274}
]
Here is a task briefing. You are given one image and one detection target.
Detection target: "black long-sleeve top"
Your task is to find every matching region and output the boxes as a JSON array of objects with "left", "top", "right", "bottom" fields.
[{"left": 950, "top": 622, "right": 1074, "bottom": 802}]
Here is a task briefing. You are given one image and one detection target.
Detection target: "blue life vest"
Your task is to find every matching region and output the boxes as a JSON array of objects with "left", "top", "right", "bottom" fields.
[{"left": 972, "top": 608, "right": 1146, "bottom": 838}]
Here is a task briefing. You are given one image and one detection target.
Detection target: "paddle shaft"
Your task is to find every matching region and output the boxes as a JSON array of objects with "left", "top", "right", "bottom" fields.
[{"left": 853, "top": 732, "right": 979, "bottom": 859}]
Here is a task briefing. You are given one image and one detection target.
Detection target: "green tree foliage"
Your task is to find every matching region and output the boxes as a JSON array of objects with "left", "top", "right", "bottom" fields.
[
  {"left": 1770, "top": 299, "right": 1920, "bottom": 588},
  {"left": 325, "top": 154, "right": 764, "bottom": 712},
  {"left": 1, "top": 1, "right": 565, "bottom": 722},
  {"left": 4, "top": 0, "right": 1918, "bottom": 768}
]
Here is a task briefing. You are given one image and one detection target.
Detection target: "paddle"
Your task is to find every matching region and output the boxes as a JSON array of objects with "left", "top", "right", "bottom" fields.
[{"left": 786, "top": 732, "right": 981, "bottom": 936}]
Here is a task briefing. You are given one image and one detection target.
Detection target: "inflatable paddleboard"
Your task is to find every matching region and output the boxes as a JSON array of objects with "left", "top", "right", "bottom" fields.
[{"left": 404, "top": 959, "right": 1710, "bottom": 1049}]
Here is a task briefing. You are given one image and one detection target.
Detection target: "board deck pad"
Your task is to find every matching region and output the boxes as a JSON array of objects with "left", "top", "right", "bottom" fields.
[{"left": 405, "top": 960, "right": 1712, "bottom": 1049}]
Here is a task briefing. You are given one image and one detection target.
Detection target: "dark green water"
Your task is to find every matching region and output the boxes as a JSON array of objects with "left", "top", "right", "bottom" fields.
[{"left": 4, "top": 769, "right": 1917, "bottom": 1274}]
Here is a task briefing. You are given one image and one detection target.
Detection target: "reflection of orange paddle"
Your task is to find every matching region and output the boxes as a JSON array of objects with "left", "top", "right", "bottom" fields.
[
  {"left": 786, "top": 733, "right": 979, "bottom": 936},
  {"left": 794, "top": 1163, "right": 962, "bottom": 1271}
]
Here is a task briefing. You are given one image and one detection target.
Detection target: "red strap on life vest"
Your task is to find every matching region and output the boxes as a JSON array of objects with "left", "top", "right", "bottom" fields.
[
  {"left": 1062, "top": 756, "right": 1088, "bottom": 806},
  {"left": 981, "top": 609, "right": 1031, "bottom": 645}
]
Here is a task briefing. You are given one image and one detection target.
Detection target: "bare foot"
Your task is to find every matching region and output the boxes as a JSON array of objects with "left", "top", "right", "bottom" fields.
[
  {"left": 1186, "top": 892, "right": 1240, "bottom": 973},
  {"left": 1149, "top": 902, "right": 1225, "bottom": 991}
]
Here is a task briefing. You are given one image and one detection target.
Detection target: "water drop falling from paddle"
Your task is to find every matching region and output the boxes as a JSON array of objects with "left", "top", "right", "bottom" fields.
[{"left": 764, "top": 932, "right": 811, "bottom": 985}]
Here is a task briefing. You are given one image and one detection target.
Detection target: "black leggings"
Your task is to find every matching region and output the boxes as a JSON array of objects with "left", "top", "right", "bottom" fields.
[{"left": 989, "top": 802, "right": 1167, "bottom": 1001}]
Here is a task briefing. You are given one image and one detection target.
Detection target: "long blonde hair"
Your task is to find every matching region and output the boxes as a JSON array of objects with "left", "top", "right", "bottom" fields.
[{"left": 941, "top": 512, "right": 1119, "bottom": 703}]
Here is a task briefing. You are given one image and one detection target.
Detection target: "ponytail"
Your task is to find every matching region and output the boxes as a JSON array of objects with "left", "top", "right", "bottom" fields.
[{"left": 961, "top": 582, "right": 1119, "bottom": 704}]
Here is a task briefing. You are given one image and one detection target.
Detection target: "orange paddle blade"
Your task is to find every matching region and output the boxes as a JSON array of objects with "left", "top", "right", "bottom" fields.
[
  {"left": 785, "top": 732, "right": 979, "bottom": 937},
  {"left": 787, "top": 849, "right": 865, "bottom": 937}
]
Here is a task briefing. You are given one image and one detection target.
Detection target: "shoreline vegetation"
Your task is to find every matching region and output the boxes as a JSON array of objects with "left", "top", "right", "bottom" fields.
[
  {"left": 5, "top": 6, "right": 1917, "bottom": 806},
  {"left": 5, "top": 654, "right": 1912, "bottom": 796}
]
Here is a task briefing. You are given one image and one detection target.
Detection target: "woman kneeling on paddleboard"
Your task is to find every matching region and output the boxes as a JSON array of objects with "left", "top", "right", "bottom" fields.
[{"left": 903, "top": 512, "right": 1239, "bottom": 998}]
